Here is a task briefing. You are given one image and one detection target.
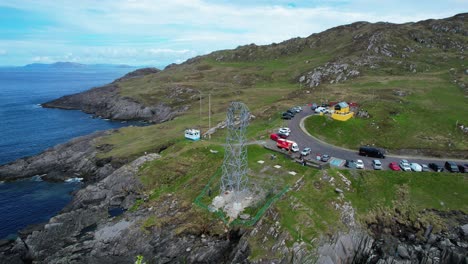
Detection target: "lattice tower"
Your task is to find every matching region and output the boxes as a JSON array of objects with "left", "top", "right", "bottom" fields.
[{"left": 220, "top": 102, "right": 250, "bottom": 193}]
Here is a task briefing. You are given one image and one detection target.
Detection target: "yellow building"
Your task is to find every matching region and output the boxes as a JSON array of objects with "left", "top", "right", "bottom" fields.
[{"left": 331, "top": 102, "right": 354, "bottom": 121}]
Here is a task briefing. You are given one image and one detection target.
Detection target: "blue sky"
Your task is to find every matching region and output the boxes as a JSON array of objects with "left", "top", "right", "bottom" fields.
[{"left": 0, "top": 0, "right": 466, "bottom": 66}]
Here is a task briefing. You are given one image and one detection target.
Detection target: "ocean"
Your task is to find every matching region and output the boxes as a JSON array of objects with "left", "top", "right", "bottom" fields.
[{"left": 0, "top": 66, "right": 140, "bottom": 239}]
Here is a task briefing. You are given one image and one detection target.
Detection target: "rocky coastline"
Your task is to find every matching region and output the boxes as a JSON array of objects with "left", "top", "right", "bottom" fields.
[
  {"left": 41, "top": 68, "right": 179, "bottom": 124},
  {"left": 0, "top": 131, "right": 113, "bottom": 182}
]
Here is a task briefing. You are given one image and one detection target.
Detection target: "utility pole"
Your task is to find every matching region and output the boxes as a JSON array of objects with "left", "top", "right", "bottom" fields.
[
  {"left": 199, "top": 92, "right": 202, "bottom": 129},
  {"left": 208, "top": 93, "right": 211, "bottom": 139}
]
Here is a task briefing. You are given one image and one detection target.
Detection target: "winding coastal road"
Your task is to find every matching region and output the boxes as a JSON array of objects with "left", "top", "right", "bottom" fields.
[{"left": 286, "top": 106, "right": 468, "bottom": 170}]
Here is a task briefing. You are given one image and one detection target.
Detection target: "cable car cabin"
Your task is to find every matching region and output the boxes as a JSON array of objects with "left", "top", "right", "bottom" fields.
[{"left": 184, "top": 129, "right": 200, "bottom": 141}]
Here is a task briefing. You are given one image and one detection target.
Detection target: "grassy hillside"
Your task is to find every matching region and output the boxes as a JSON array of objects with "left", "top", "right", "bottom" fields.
[
  {"left": 88, "top": 14, "right": 468, "bottom": 260},
  {"left": 104, "top": 13, "right": 467, "bottom": 158}
]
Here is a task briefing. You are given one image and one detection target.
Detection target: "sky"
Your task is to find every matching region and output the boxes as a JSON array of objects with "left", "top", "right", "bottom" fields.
[{"left": 0, "top": 0, "right": 466, "bottom": 67}]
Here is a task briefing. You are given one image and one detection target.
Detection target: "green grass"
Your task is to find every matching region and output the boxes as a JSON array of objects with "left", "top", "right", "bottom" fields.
[
  {"left": 304, "top": 73, "right": 468, "bottom": 154},
  {"left": 346, "top": 170, "right": 468, "bottom": 214}
]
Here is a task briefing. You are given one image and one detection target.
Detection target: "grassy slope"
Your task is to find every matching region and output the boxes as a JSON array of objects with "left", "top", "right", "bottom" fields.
[
  {"left": 92, "top": 15, "right": 467, "bottom": 258},
  {"left": 124, "top": 139, "right": 467, "bottom": 259}
]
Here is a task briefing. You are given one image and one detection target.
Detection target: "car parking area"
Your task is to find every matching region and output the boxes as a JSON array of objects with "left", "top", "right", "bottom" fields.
[{"left": 273, "top": 104, "right": 468, "bottom": 173}]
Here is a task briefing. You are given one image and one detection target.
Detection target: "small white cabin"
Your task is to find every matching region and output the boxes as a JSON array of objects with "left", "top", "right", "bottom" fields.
[{"left": 184, "top": 129, "right": 200, "bottom": 141}]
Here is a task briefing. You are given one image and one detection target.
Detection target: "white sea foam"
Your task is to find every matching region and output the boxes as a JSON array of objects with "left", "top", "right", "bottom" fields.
[
  {"left": 32, "top": 175, "right": 43, "bottom": 182},
  {"left": 65, "top": 177, "right": 83, "bottom": 183}
]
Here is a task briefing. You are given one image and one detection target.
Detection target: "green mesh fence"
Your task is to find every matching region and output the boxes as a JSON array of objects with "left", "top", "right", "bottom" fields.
[{"left": 194, "top": 167, "right": 289, "bottom": 227}]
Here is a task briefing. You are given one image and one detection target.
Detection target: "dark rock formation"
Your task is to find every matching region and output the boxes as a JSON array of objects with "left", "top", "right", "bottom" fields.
[
  {"left": 41, "top": 67, "right": 186, "bottom": 123},
  {"left": 0, "top": 131, "right": 114, "bottom": 182},
  {"left": 42, "top": 83, "right": 175, "bottom": 123},
  {"left": 0, "top": 154, "right": 251, "bottom": 264}
]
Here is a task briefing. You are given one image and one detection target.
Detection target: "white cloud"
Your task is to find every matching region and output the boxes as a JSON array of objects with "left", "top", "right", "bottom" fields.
[
  {"left": 1, "top": 0, "right": 466, "bottom": 65},
  {"left": 147, "top": 48, "right": 192, "bottom": 55},
  {"left": 32, "top": 56, "right": 52, "bottom": 63}
]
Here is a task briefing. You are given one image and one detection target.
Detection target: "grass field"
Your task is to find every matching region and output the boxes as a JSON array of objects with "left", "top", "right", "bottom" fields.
[{"left": 304, "top": 72, "right": 467, "bottom": 154}]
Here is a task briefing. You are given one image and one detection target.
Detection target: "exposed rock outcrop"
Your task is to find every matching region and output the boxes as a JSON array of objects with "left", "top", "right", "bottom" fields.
[
  {"left": 42, "top": 83, "right": 176, "bottom": 123},
  {"left": 0, "top": 153, "right": 251, "bottom": 264},
  {"left": 298, "top": 62, "right": 361, "bottom": 87},
  {"left": 41, "top": 67, "right": 189, "bottom": 123},
  {"left": 0, "top": 131, "right": 114, "bottom": 182}
]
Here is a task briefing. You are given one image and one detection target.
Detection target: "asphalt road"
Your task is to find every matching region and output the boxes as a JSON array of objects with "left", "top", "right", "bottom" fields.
[{"left": 283, "top": 106, "right": 468, "bottom": 171}]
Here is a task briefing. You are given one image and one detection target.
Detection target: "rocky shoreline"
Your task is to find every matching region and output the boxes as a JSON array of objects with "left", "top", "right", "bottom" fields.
[
  {"left": 41, "top": 68, "right": 180, "bottom": 124},
  {"left": 0, "top": 131, "right": 113, "bottom": 182}
]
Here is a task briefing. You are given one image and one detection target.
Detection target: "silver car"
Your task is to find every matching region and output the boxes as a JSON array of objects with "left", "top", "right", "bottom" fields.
[
  {"left": 372, "top": 160, "right": 382, "bottom": 170},
  {"left": 399, "top": 159, "right": 412, "bottom": 171}
]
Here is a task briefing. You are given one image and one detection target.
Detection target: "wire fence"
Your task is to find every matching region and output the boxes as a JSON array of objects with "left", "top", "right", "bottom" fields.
[{"left": 194, "top": 167, "right": 289, "bottom": 227}]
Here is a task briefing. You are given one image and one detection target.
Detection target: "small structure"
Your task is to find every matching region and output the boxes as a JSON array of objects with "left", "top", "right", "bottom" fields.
[
  {"left": 331, "top": 101, "right": 354, "bottom": 121},
  {"left": 184, "top": 129, "right": 200, "bottom": 141}
]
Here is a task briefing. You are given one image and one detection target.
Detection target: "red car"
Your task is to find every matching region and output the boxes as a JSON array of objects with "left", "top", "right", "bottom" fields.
[
  {"left": 270, "top": 133, "right": 279, "bottom": 141},
  {"left": 389, "top": 162, "right": 401, "bottom": 171}
]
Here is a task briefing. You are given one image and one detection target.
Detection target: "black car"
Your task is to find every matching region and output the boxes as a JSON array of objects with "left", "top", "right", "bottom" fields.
[
  {"left": 428, "top": 163, "right": 444, "bottom": 172},
  {"left": 458, "top": 164, "right": 468, "bottom": 173},
  {"left": 445, "top": 161, "right": 460, "bottom": 173},
  {"left": 286, "top": 109, "right": 296, "bottom": 116},
  {"left": 345, "top": 160, "right": 357, "bottom": 169},
  {"left": 310, "top": 103, "right": 318, "bottom": 110},
  {"left": 281, "top": 112, "right": 294, "bottom": 120},
  {"left": 359, "top": 146, "right": 386, "bottom": 158}
]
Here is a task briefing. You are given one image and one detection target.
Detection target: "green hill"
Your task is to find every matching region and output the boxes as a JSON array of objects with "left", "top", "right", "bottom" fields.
[{"left": 99, "top": 13, "right": 468, "bottom": 160}]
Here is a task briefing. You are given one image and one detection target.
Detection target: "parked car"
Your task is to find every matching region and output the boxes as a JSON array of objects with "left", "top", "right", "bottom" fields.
[
  {"left": 356, "top": 159, "right": 365, "bottom": 169},
  {"left": 359, "top": 146, "right": 386, "bottom": 158},
  {"left": 458, "top": 164, "right": 468, "bottom": 173},
  {"left": 389, "top": 162, "right": 401, "bottom": 171},
  {"left": 410, "top": 163, "right": 422, "bottom": 172},
  {"left": 292, "top": 106, "right": 302, "bottom": 112},
  {"left": 399, "top": 159, "right": 411, "bottom": 171},
  {"left": 429, "top": 163, "right": 444, "bottom": 172},
  {"left": 282, "top": 112, "right": 293, "bottom": 119},
  {"left": 345, "top": 160, "right": 357, "bottom": 169},
  {"left": 372, "top": 160, "right": 382, "bottom": 170},
  {"left": 445, "top": 161, "right": 460, "bottom": 173},
  {"left": 286, "top": 109, "right": 296, "bottom": 116},
  {"left": 301, "top": 147, "right": 311, "bottom": 156},
  {"left": 270, "top": 133, "right": 279, "bottom": 141},
  {"left": 278, "top": 131, "right": 290, "bottom": 137},
  {"left": 321, "top": 154, "right": 330, "bottom": 162},
  {"left": 278, "top": 133, "right": 288, "bottom": 139},
  {"left": 310, "top": 103, "right": 318, "bottom": 110},
  {"left": 279, "top": 127, "right": 291, "bottom": 134},
  {"left": 421, "top": 164, "right": 430, "bottom": 172},
  {"left": 314, "top": 106, "right": 327, "bottom": 113}
]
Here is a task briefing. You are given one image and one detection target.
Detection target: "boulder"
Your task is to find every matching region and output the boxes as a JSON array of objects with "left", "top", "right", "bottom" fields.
[
  {"left": 397, "top": 245, "right": 410, "bottom": 259},
  {"left": 460, "top": 224, "right": 468, "bottom": 238}
]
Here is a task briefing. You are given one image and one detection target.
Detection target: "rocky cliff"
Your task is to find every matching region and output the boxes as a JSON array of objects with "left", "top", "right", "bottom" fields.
[
  {"left": 42, "top": 68, "right": 184, "bottom": 123},
  {"left": 0, "top": 131, "right": 115, "bottom": 182},
  {"left": 0, "top": 153, "right": 253, "bottom": 264}
]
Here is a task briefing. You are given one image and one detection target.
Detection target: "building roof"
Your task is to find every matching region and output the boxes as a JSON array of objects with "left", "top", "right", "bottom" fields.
[{"left": 337, "top": 102, "right": 349, "bottom": 108}]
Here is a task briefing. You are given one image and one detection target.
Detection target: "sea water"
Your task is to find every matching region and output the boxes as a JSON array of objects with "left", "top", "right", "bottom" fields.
[{"left": 0, "top": 66, "right": 140, "bottom": 239}]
